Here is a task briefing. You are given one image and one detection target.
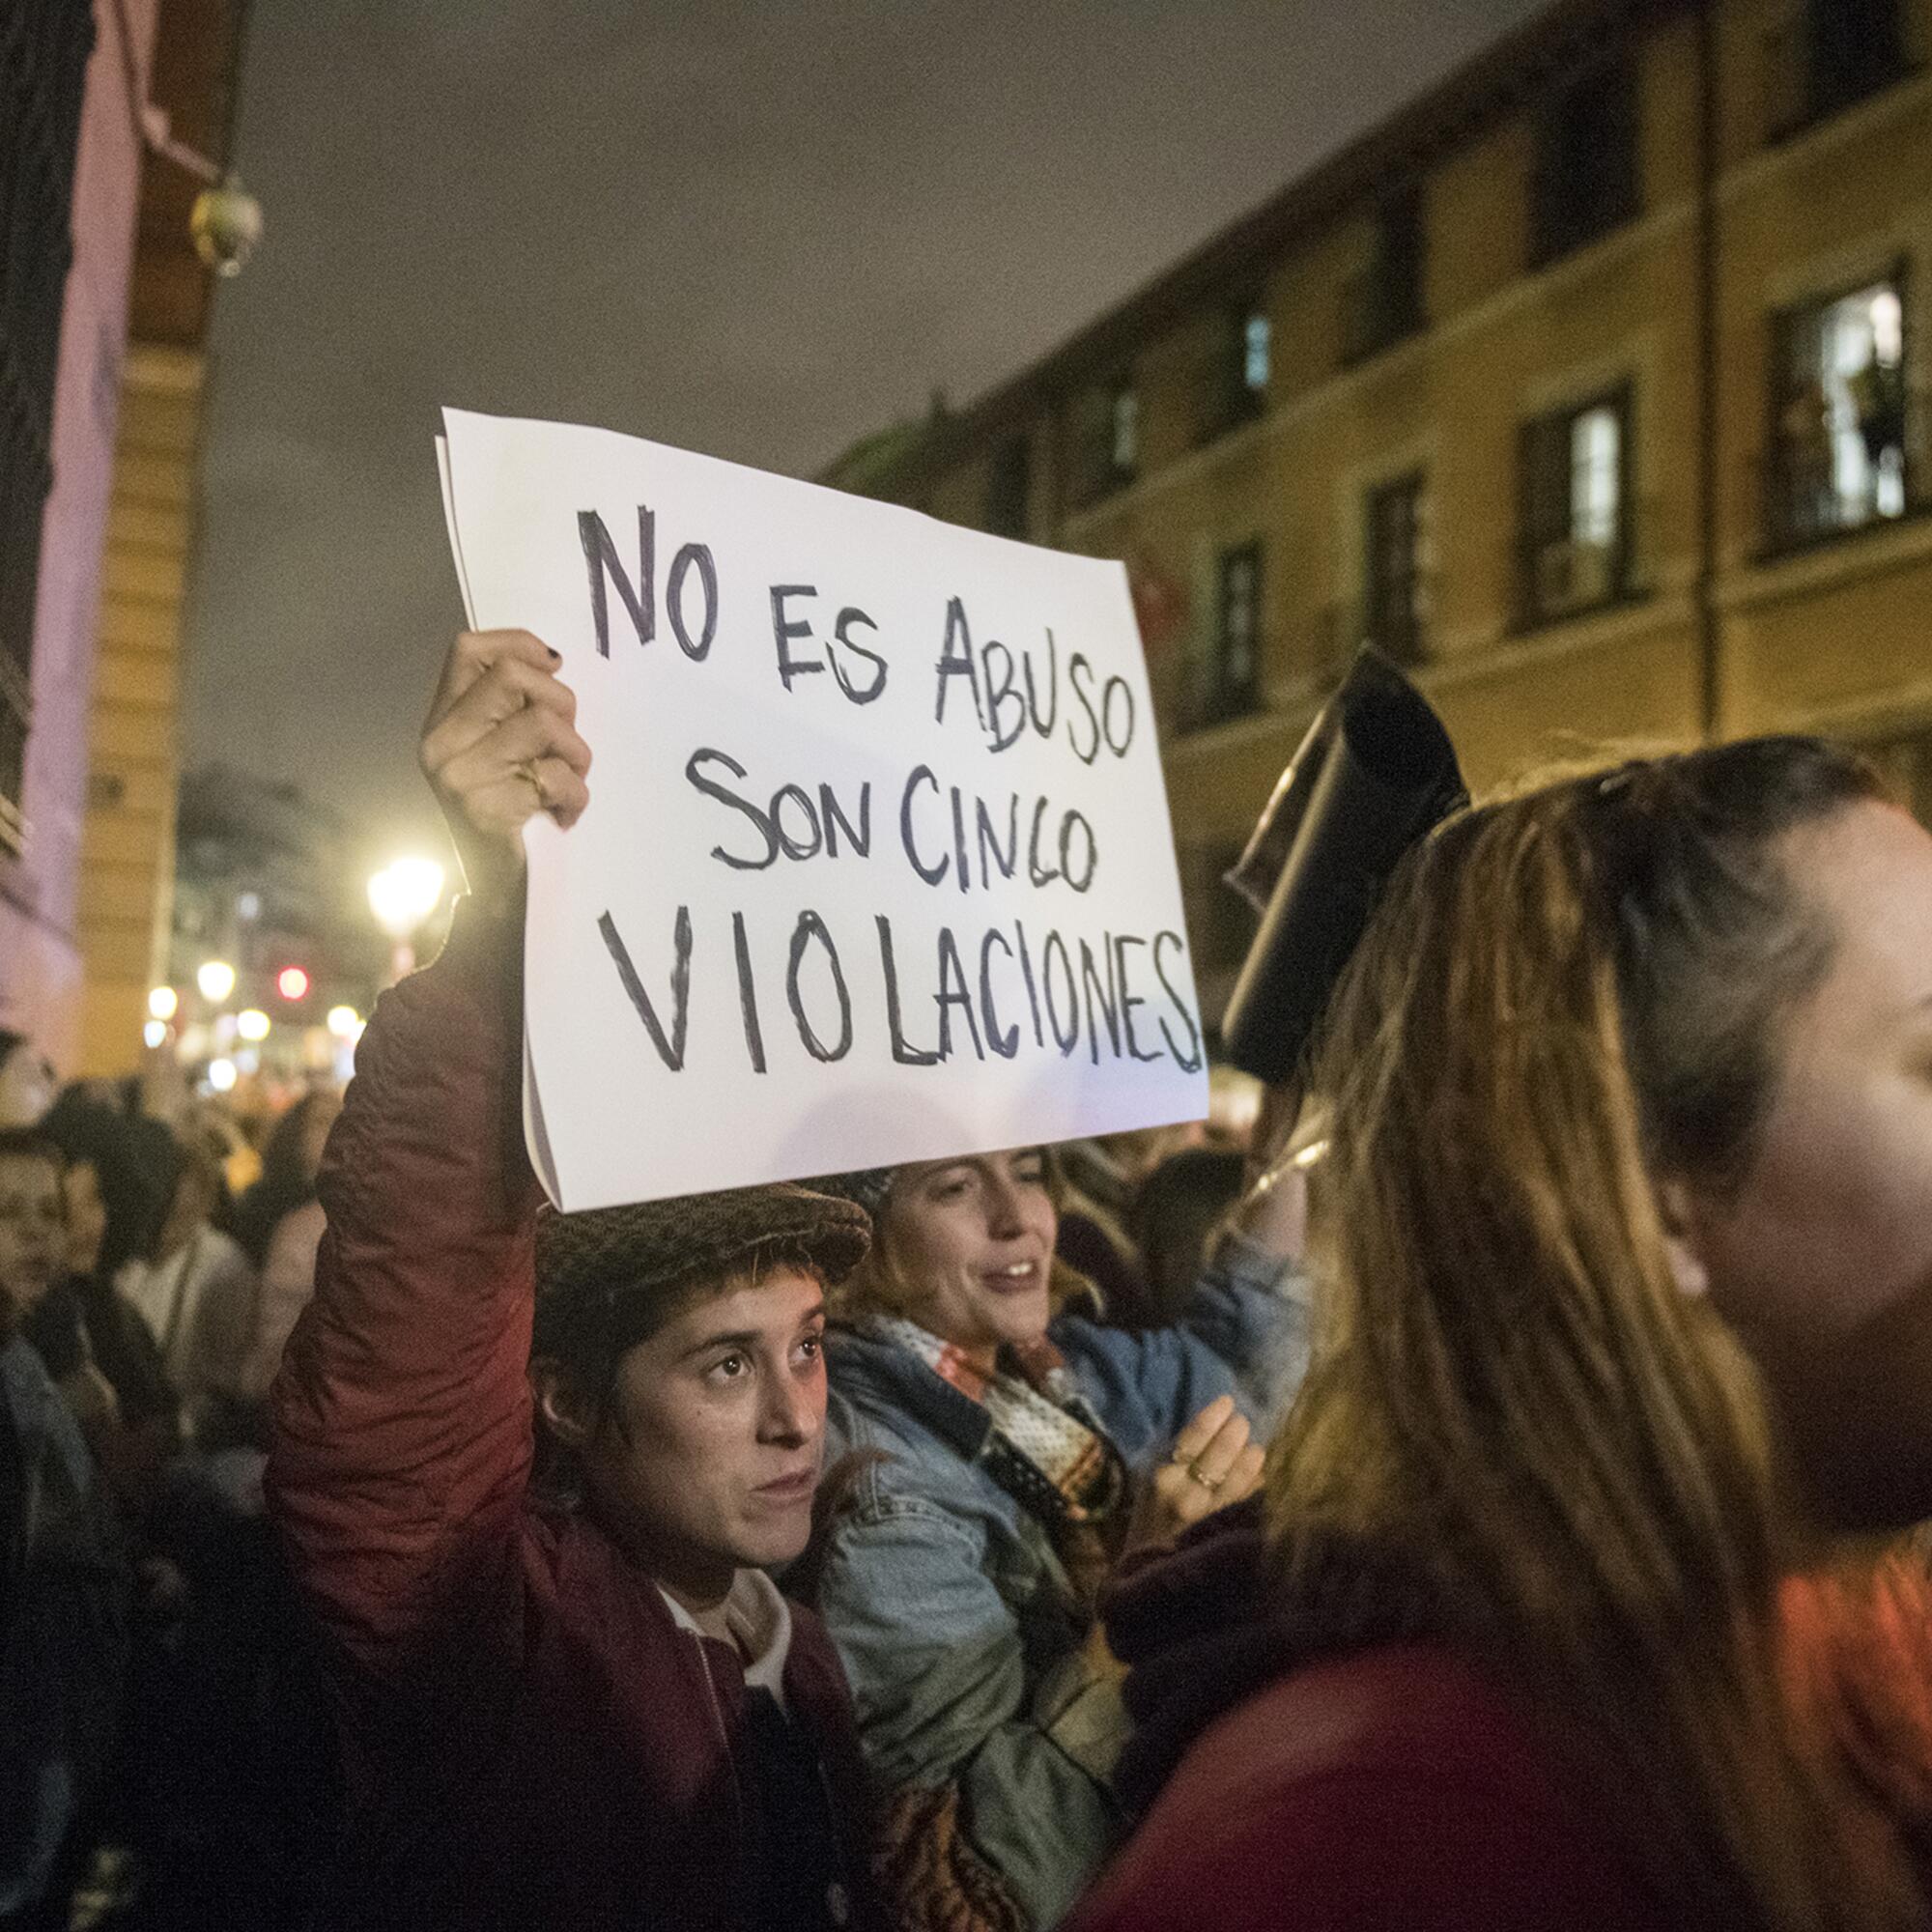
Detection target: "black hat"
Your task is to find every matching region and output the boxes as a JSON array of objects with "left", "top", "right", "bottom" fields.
[{"left": 533, "top": 1181, "right": 870, "bottom": 1361}]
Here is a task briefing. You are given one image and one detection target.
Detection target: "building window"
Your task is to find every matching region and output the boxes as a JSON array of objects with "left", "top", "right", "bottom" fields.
[
  {"left": 1769, "top": 0, "right": 1909, "bottom": 138},
  {"left": 1200, "top": 303, "right": 1270, "bottom": 443},
  {"left": 1073, "top": 375, "right": 1138, "bottom": 505},
  {"left": 1343, "top": 185, "right": 1427, "bottom": 365},
  {"left": 1530, "top": 55, "right": 1639, "bottom": 268},
  {"left": 1768, "top": 270, "right": 1912, "bottom": 551},
  {"left": 1208, "top": 541, "right": 1263, "bottom": 724},
  {"left": 1110, "top": 383, "right": 1139, "bottom": 477},
  {"left": 1518, "top": 386, "right": 1633, "bottom": 626},
  {"left": 1243, "top": 310, "right": 1271, "bottom": 393},
  {"left": 0, "top": 0, "right": 96, "bottom": 854},
  {"left": 1364, "top": 472, "right": 1429, "bottom": 666},
  {"left": 985, "top": 435, "right": 1031, "bottom": 539}
]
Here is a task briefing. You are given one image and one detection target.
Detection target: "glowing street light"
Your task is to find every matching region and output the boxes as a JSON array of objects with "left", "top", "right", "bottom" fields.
[
  {"left": 207, "top": 1057, "right": 238, "bottom": 1093},
  {"left": 367, "top": 857, "right": 446, "bottom": 937},
  {"left": 143, "top": 1020, "right": 168, "bottom": 1050},
  {"left": 237, "top": 1009, "right": 271, "bottom": 1042},
  {"left": 149, "top": 986, "right": 179, "bottom": 1022},
  {"left": 368, "top": 856, "right": 446, "bottom": 980},
  {"left": 196, "top": 958, "right": 237, "bottom": 1004},
  {"left": 327, "top": 1005, "right": 362, "bottom": 1039}
]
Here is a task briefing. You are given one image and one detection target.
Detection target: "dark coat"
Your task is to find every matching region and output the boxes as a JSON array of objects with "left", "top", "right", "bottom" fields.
[
  {"left": 1066, "top": 1503, "right": 1674, "bottom": 1932},
  {"left": 268, "top": 901, "right": 883, "bottom": 1932}
]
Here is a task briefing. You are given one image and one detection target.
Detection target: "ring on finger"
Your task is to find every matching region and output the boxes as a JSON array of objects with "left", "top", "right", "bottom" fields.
[{"left": 1179, "top": 1458, "right": 1225, "bottom": 1493}]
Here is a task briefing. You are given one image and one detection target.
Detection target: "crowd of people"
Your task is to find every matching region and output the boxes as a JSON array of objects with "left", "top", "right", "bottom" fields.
[
  {"left": 7, "top": 621, "right": 1932, "bottom": 1932},
  {"left": 0, "top": 1037, "right": 342, "bottom": 1928}
]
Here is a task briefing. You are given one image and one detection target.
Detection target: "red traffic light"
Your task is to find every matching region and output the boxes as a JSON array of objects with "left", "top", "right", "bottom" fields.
[{"left": 276, "top": 965, "right": 311, "bottom": 1002}]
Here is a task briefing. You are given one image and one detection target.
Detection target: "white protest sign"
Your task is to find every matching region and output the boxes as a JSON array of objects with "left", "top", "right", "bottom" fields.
[{"left": 439, "top": 408, "right": 1208, "bottom": 1209}]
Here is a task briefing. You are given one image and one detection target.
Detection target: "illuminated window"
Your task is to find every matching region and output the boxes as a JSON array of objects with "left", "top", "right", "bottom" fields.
[
  {"left": 1074, "top": 375, "right": 1139, "bottom": 504},
  {"left": 1243, "top": 312, "right": 1271, "bottom": 393},
  {"left": 1770, "top": 271, "right": 1911, "bottom": 549},
  {"left": 1201, "top": 304, "right": 1271, "bottom": 443},
  {"left": 1519, "top": 386, "right": 1634, "bottom": 624}
]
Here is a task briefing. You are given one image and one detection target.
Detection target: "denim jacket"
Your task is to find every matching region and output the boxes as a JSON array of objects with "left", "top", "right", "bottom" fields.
[{"left": 810, "top": 1233, "right": 1308, "bottom": 1929}]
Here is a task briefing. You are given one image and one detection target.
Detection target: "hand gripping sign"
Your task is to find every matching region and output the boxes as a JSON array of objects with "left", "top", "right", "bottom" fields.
[{"left": 438, "top": 410, "right": 1207, "bottom": 1209}]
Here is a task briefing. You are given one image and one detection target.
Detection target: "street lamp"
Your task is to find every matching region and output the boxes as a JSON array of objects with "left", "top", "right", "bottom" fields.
[
  {"left": 149, "top": 986, "right": 179, "bottom": 1021},
  {"left": 367, "top": 857, "right": 446, "bottom": 980},
  {"left": 326, "top": 1005, "right": 361, "bottom": 1039},
  {"left": 196, "top": 959, "right": 237, "bottom": 1004},
  {"left": 237, "top": 1009, "right": 271, "bottom": 1042}
]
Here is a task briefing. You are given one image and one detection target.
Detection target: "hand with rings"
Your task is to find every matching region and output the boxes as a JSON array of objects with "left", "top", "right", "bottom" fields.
[
  {"left": 1122, "top": 1393, "right": 1266, "bottom": 1557},
  {"left": 418, "top": 630, "right": 593, "bottom": 913}
]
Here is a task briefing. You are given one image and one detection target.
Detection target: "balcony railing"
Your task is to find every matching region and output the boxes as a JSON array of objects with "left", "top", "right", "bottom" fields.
[
  {"left": 1762, "top": 440, "right": 1925, "bottom": 554},
  {"left": 1515, "top": 532, "right": 1631, "bottom": 630}
]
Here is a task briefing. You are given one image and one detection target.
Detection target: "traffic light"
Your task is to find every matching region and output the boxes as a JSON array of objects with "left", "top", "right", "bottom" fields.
[{"left": 276, "top": 965, "right": 311, "bottom": 1002}]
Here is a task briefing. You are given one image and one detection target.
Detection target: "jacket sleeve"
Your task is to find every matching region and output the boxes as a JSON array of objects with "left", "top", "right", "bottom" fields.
[
  {"left": 266, "top": 898, "right": 544, "bottom": 1679},
  {"left": 814, "top": 1494, "right": 1125, "bottom": 1929},
  {"left": 1056, "top": 1230, "right": 1311, "bottom": 1466}
]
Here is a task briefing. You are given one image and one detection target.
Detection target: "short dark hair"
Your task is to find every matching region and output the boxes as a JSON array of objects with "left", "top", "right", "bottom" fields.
[{"left": 538, "top": 1234, "right": 830, "bottom": 1411}]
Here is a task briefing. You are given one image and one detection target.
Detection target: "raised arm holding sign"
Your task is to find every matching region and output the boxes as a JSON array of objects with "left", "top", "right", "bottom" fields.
[{"left": 269, "top": 629, "right": 890, "bottom": 1932}]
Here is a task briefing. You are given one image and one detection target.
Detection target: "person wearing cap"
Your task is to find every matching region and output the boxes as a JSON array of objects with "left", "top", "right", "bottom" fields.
[
  {"left": 801, "top": 1147, "right": 1310, "bottom": 1929},
  {"left": 267, "top": 629, "right": 885, "bottom": 1932}
]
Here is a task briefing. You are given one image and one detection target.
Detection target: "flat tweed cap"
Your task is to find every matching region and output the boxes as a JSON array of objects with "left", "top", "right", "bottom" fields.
[{"left": 533, "top": 1182, "right": 870, "bottom": 1357}]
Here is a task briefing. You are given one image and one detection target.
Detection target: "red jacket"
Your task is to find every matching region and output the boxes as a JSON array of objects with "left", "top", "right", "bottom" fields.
[
  {"left": 1067, "top": 1639, "right": 1674, "bottom": 1932},
  {"left": 268, "top": 902, "right": 881, "bottom": 1931}
]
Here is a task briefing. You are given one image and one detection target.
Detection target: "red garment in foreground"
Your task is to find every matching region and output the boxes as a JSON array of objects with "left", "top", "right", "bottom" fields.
[
  {"left": 267, "top": 903, "right": 880, "bottom": 1932},
  {"left": 1066, "top": 1639, "right": 1674, "bottom": 1932}
]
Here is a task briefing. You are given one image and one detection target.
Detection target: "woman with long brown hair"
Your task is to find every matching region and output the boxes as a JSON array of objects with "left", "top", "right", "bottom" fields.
[
  {"left": 806, "top": 1146, "right": 1309, "bottom": 1931},
  {"left": 1072, "top": 737, "right": 1932, "bottom": 1932}
]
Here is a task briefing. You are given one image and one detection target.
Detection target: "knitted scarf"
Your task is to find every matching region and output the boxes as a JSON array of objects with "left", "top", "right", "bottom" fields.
[{"left": 866, "top": 1313, "right": 1125, "bottom": 1607}]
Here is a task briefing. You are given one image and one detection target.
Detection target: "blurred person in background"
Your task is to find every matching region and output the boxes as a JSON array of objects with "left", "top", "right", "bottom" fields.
[
  {"left": 1124, "top": 1148, "right": 1248, "bottom": 1330},
  {"left": 177, "top": 1101, "right": 258, "bottom": 1210},
  {"left": 229, "top": 1092, "right": 339, "bottom": 1413},
  {"left": 1073, "top": 739, "right": 1932, "bottom": 1932},
  {"left": 117, "top": 1144, "right": 253, "bottom": 1445},
  {"left": 25, "top": 1097, "right": 191, "bottom": 1504},
  {"left": 803, "top": 1144, "right": 1308, "bottom": 1930},
  {"left": 1056, "top": 1125, "right": 1212, "bottom": 1326},
  {"left": 231, "top": 1092, "right": 338, "bottom": 1271},
  {"left": 0, "top": 1128, "right": 129, "bottom": 1928},
  {"left": 0, "top": 1034, "right": 55, "bottom": 1132}
]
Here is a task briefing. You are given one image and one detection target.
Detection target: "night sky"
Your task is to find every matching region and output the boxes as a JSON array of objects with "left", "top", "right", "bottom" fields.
[{"left": 182, "top": 0, "right": 1544, "bottom": 867}]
